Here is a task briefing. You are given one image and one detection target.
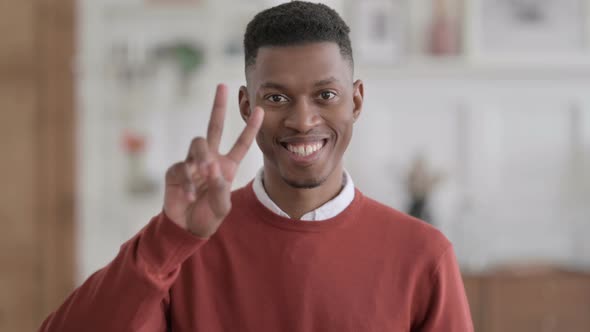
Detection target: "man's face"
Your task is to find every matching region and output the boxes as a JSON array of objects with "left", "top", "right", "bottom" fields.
[{"left": 240, "top": 42, "right": 363, "bottom": 189}]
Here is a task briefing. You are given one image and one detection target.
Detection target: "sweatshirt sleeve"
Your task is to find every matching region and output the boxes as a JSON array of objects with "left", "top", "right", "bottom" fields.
[
  {"left": 414, "top": 245, "right": 474, "bottom": 332},
  {"left": 39, "top": 212, "right": 208, "bottom": 332}
]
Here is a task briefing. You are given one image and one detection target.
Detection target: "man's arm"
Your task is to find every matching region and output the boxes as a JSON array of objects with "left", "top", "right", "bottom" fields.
[
  {"left": 39, "top": 84, "right": 264, "bottom": 331},
  {"left": 39, "top": 213, "right": 206, "bottom": 332},
  {"left": 414, "top": 245, "right": 474, "bottom": 332}
]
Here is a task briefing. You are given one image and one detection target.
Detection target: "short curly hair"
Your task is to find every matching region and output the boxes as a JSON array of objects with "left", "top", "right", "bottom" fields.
[{"left": 243, "top": 1, "right": 353, "bottom": 70}]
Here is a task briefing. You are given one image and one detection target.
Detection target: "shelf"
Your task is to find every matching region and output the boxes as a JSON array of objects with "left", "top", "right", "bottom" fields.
[{"left": 356, "top": 57, "right": 590, "bottom": 80}]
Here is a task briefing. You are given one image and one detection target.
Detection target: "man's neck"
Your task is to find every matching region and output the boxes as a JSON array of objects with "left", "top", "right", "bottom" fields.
[{"left": 262, "top": 165, "right": 345, "bottom": 220}]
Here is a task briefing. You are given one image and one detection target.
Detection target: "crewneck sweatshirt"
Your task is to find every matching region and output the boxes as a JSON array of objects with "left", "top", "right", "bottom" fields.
[{"left": 40, "top": 183, "right": 473, "bottom": 331}]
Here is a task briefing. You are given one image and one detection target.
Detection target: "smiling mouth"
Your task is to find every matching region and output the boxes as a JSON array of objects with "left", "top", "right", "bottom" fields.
[{"left": 280, "top": 139, "right": 328, "bottom": 157}]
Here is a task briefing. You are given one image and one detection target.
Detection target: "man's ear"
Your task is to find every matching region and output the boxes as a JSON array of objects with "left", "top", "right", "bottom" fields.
[
  {"left": 352, "top": 79, "right": 364, "bottom": 122},
  {"left": 238, "top": 86, "right": 251, "bottom": 123}
]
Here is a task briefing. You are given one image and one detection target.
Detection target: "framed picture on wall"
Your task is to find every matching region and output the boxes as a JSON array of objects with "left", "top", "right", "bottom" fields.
[
  {"left": 466, "top": 0, "right": 589, "bottom": 64},
  {"left": 351, "top": 0, "right": 407, "bottom": 65}
]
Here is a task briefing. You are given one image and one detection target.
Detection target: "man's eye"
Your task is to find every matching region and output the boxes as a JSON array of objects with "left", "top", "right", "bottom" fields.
[
  {"left": 266, "top": 95, "right": 288, "bottom": 103},
  {"left": 320, "top": 91, "right": 336, "bottom": 100}
]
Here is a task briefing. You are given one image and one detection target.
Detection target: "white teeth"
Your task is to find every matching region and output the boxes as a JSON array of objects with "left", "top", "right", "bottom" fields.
[{"left": 286, "top": 141, "right": 324, "bottom": 157}]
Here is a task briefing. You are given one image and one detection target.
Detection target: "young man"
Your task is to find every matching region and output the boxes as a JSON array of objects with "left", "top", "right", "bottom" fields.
[{"left": 40, "top": 2, "right": 473, "bottom": 331}]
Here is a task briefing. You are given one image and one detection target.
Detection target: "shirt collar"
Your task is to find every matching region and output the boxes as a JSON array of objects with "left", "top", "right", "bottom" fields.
[{"left": 252, "top": 168, "right": 355, "bottom": 221}]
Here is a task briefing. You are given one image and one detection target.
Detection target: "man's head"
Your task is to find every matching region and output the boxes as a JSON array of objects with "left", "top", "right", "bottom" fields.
[{"left": 239, "top": 1, "right": 363, "bottom": 191}]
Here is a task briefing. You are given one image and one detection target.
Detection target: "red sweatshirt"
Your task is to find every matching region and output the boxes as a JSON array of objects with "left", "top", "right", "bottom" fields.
[{"left": 40, "top": 184, "right": 473, "bottom": 331}]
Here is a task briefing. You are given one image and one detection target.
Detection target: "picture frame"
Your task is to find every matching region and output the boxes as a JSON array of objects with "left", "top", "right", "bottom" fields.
[
  {"left": 465, "top": 0, "right": 590, "bottom": 65},
  {"left": 351, "top": 0, "right": 408, "bottom": 65}
]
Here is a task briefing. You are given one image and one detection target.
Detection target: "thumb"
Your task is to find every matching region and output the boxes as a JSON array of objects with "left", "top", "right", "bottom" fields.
[{"left": 207, "top": 161, "right": 231, "bottom": 218}]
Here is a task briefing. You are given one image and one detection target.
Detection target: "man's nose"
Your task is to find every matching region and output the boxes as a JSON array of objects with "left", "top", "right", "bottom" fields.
[{"left": 283, "top": 99, "right": 323, "bottom": 133}]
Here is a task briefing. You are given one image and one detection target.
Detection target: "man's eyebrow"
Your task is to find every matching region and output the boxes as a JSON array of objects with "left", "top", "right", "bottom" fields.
[
  {"left": 313, "top": 77, "right": 340, "bottom": 87},
  {"left": 260, "top": 82, "right": 287, "bottom": 90}
]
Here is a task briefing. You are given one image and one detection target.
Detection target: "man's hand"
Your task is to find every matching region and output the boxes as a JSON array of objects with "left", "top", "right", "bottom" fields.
[{"left": 163, "top": 84, "right": 264, "bottom": 238}]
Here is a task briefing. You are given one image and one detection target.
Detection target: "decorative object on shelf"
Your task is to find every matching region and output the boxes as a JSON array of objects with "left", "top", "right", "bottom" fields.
[
  {"left": 428, "top": 0, "right": 461, "bottom": 56},
  {"left": 121, "top": 130, "right": 158, "bottom": 196},
  {"left": 109, "top": 41, "right": 153, "bottom": 90},
  {"left": 153, "top": 41, "right": 205, "bottom": 97},
  {"left": 468, "top": 0, "right": 587, "bottom": 60},
  {"left": 352, "top": 0, "right": 407, "bottom": 65},
  {"left": 108, "top": 39, "right": 205, "bottom": 99},
  {"left": 405, "top": 154, "right": 445, "bottom": 225}
]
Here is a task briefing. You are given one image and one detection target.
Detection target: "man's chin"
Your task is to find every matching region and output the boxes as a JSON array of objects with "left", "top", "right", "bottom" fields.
[{"left": 282, "top": 175, "right": 326, "bottom": 189}]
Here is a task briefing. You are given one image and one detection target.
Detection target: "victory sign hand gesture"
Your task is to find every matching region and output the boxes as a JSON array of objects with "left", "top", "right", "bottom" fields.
[{"left": 164, "top": 84, "right": 264, "bottom": 238}]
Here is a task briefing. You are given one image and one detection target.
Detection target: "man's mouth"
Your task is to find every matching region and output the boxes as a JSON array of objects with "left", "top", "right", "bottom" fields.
[{"left": 280, "top": 139, "right": 328, "bottom": 158}]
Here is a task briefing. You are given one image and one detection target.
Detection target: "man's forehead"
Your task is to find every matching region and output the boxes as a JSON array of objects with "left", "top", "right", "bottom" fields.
[
  {"left": 246, "top": 42, "right": 352, "bottom": 87},
  {"left": 259, "top": 76, "right": 342, "bottom": 90}
]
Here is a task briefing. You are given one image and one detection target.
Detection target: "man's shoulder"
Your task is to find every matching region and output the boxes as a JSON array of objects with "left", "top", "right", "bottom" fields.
[{"left": 356, "top": 190, "right": 450, "bottom": 252}]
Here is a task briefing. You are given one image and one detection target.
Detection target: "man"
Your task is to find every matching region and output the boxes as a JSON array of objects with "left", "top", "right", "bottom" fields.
[{"left": 40, "top": 2, "right": 473, "bottom": 331}]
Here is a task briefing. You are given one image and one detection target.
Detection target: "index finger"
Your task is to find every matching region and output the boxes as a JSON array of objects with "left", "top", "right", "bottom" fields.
[
  {"left": 207, "top": 84, "right": 228, "bottom": 151},
  {"left": 226, "top": 106, "right": 264, "bottom": 163}
]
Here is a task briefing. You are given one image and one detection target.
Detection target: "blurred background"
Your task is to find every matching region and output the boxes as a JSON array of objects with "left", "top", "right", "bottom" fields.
[{"left": 1, "top": 0, "right": 589, "bottom": 330}]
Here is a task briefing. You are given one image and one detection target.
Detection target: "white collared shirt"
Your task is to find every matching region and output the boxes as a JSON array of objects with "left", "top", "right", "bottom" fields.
[{"left": 252, "top": 168, "right": 355, "bottom": 221}]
